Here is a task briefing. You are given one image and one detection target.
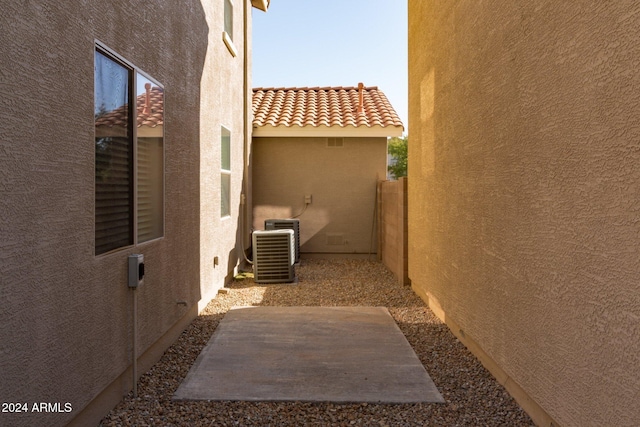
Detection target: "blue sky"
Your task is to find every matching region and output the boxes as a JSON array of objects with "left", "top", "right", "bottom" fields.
[{"left": 252, "top": 0, "right": 408, "bottom": 130}]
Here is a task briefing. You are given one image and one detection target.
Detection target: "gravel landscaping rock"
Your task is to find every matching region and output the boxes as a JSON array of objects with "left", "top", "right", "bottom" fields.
[{"left": 101, "top": 259, "right": 534, "bottom": 426}]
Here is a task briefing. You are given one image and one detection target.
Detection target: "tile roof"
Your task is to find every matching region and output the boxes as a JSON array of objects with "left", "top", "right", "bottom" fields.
[
  {"left": 95, "top": 84, "right": 164, "bottom": 130},
  {"left": 252, "top": 85, "right": 404, "bottom": 133}
]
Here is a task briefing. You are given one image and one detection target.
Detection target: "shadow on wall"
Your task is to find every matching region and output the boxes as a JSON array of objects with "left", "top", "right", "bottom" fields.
[
  {"left": 229, "top": 134, "right": 253, "bottom": 278},
  {"left": 253, "top": 204, "right": 330, "bottom": 246},
  {"left": 252, "top": 185, "right": 380, "bottom": 257},
  {"left": 252, "top": 205, "right": 380, "bottom": 257}
]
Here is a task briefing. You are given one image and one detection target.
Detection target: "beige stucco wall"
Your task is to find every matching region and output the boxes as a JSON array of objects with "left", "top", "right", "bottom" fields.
[
  {"left": 0, "top": 1, "right": 251, "bottom": 426},
  {"left": 252, "top": 137, "right": 386, "bottom": 256},
  {"left": 408, "top": 2, "right": 640, "bottom": 426},
  {"left": 199, "top": 0, "right": 253, "bottom": 307}
]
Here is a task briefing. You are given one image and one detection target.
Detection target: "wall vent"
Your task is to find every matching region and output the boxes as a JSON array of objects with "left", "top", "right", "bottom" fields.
[
  {"left": 265, "top": 219, "right": 300, "bottom": 262},
  {"left": 326, "top": 232, "right": 345, "bottom": 246},
  {"left": 327, "top": 137, "right": 344, "bottom": 147},
  {"left": 253, "top": 229, "right": 295, "bottom": 283}
]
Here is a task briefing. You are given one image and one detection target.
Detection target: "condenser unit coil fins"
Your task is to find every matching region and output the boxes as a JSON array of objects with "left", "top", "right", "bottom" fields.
[
  {"left": 253, "top": 229, "right": 295, "bottom": 283},
  {"left": 265, "top": 219, "right": 300, "bottom": 262}
]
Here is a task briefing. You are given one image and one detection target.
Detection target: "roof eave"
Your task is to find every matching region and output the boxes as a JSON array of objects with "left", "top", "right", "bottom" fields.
[
  {"left": 251, "top": 0, "right": 269, "bottom": 12},
  {"left": 252, "top": 124, "right": 403, "bottom": 138}
]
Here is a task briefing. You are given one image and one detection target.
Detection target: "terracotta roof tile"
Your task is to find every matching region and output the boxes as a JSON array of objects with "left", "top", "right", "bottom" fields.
[{"left": 252, "top": 85, "right": 404, "bottom": 131}]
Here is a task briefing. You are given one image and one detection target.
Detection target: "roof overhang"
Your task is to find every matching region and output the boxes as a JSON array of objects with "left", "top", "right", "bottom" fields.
[
  {"left": 251, "top": 0, "right": 269, "bottom": 12},
  {"left": 252, "top": 124, "right": 403, "bottom": 138}
]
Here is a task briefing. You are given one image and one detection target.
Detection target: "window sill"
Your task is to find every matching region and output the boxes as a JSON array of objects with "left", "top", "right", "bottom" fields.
[{"left": 222, "top": 32, "right": 237, "bottom": 57}]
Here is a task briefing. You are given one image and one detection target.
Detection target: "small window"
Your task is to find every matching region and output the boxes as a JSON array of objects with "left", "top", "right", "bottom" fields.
[
  {"left": 221, "top": 126, "right": 231, "bottom": 217},
  {"left": 224, "top": 0, "right": 233, "bottom": 41},
  {"left": 222, "top": 0, "right": 237, "bottom": 56},
  {"left": 94, "top": 45, "right": 164, "bottom": 255}
]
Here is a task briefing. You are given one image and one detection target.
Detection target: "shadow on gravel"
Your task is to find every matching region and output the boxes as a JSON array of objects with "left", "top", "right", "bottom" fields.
[{"left": 234, "top": 259, "right": 426, "bottom": 309}]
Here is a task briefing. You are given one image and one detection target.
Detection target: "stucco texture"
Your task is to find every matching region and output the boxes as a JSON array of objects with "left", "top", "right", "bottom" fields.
[
  {"left": 408, "top": 2, "right": 640, "bottom": 426},
  {"left": 198, "top": 0, "right": 252, "bottom": 307},
  {"left": 0, "top": 1, "right": 247, "bottom": 426},
  {"left": 252, "top": 137, "right": 386, "bottom": 256}
]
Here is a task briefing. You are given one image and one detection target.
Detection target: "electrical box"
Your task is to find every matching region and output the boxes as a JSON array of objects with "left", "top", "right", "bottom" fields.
[{"left": 128, "top": 254, "right": 144, "bottom": 288}]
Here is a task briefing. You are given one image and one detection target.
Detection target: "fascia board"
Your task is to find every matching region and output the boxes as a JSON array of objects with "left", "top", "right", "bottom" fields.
[
  {"left": 251, "top": 0, "right": 269, "bottom": 11},
  {"left": 252, "top": 125, "right": 403, "bottom": 138}
]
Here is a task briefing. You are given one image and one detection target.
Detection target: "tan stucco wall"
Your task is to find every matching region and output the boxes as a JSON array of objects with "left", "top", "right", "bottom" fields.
[
  {"left": 408, "top": 2, "right": 640, "bottom": 426},
  {"left": 0, "top": 1, "right": 250, "bottom": 426},
  {"left": 252, "top": 137, "right": 386, "bottom": 256},
  {"left": 378, "top": 178, "right": 409, "bottom": 286}
]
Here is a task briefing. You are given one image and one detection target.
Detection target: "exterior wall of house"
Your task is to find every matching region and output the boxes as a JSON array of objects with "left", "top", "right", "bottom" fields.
[
  {"left": 199, "top": 0, "right": 252, "bottom": 308},
  {"left": 252, "top": 136, "right": 386, "bottom": 257},
  {"left": 0, "top": 1, "right": 251, "bottom": 426},
  {"left": 408, "top": 2, "right": 640, "bottom": 426}
]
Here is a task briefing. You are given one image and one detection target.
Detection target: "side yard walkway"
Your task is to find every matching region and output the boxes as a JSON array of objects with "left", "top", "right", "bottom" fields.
[{"left": 101, "top": 259, "right": 534, "bottom": 426}]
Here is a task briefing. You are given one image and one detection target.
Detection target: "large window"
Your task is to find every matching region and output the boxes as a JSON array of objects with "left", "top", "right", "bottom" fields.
[
  {"left": 94, "top": 46, "right": 164, "bottom": 255},
  {"left": 221, "top": 127, "right": 231, "bottom": 218}
]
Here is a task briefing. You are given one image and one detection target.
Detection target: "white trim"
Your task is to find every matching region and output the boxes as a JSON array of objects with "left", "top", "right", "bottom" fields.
[
  {"left": 222, "top": 31, "right": 237, "bottom": 57},
  {"left": 252, "top": 124, "right": 403, "bottom": 138}
]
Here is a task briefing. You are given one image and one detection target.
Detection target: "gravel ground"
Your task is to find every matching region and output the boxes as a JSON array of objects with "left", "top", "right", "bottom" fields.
[{"left": 101, "top": 259, "right": 534, "bottom": 426}]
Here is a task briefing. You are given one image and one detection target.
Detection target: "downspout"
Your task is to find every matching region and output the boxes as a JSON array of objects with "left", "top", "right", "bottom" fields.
[{"left": 241, "top": 0, "right": 252, "bottom": 266}]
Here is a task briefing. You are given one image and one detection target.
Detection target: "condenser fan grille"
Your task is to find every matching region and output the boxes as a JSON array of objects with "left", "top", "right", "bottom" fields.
[{"left": 253, "top": 229, "right": 295, "bottom": 283}]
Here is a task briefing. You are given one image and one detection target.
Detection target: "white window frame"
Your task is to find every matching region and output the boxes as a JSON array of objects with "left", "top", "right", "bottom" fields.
[
  {"left": 221, "top": 126, "right": 232, "bottom": 218},
  {"left": 222, "top": 0, "right": 237, "bottom": 57}
]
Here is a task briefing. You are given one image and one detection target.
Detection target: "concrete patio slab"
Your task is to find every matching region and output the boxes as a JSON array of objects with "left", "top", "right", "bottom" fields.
[{"left": 173, "top": 306, "right": 444, "bottom": 403}]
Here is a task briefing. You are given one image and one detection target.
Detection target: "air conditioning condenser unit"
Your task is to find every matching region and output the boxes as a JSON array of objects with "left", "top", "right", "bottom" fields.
[
  {"left": 252, "top": 229, "right": 295, "bottom": 284},
  {"left": 265, "top": 218, "right": 300, "bottom": 263}
]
